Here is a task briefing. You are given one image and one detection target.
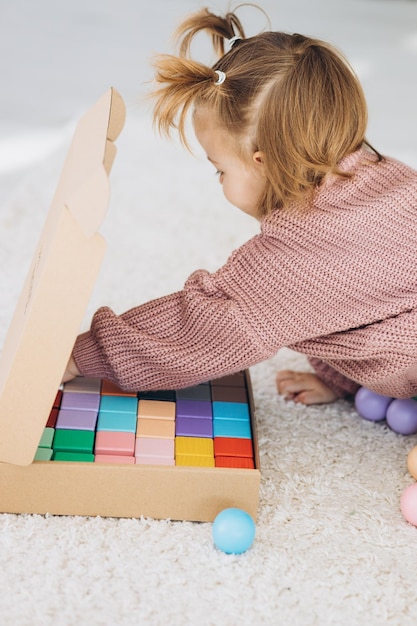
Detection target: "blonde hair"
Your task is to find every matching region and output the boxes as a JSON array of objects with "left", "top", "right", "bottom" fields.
[{"left": 150, "top": 6, "right": 381, "bottom": 215}]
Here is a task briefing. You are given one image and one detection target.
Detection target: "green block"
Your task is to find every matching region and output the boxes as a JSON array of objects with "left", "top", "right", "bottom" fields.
[
  {"left": 38, "top": 427, "right": 55, "bottom": 448},
  {"left": 34, "top": 447, "right": 53, "bottom": 461},
  {"left": 53, "top": 451, "right": 95, "bottom": 463},
  {"left": 53, "top": 429, "right": 95, "bottom": 453}
]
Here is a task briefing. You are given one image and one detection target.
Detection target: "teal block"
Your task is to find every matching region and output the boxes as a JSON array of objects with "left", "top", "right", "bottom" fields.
[
  {"left": 34, "top": 447, "right": 53, "bottom": 461},
  {"left": 38, "top": 427, "right": 55, "bottom": 448},
  {"left": 96, "top": 411, "right": 137, "bottom": 433},
  {"left": 99, "top": 395, "right": 138, "bottom": 415},
  {"left": 212, "top": 401, "right": 250, "bottom": 421},
  {"left": 213, "top": 418, "right": 252, "bottom": 438}
]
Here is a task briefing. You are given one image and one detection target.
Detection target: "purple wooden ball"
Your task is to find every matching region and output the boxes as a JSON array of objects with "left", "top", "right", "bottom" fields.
[
  {"left": 354, "top": 387, "right": 392, "bottom": 422},
  {"left": 386, "top": 399, "right": 417, "bottom": 435}
]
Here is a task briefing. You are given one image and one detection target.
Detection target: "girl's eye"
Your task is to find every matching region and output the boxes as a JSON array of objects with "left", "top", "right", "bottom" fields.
[{"left": 215, "top": 170, "right": 224, "bottom": 177}]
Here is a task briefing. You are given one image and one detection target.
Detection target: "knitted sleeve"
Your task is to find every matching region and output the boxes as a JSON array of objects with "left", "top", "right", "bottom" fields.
[
  {"left": 307, "top": 357, "right": 360, "bottom": 399},
  {"left": 72, "top": 236, "right": 289, "bottom": 390}
]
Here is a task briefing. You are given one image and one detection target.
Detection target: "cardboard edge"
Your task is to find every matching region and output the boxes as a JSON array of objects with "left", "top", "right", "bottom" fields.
[{"left": 107, "top": 88, "right": 126, "bottom": 142}]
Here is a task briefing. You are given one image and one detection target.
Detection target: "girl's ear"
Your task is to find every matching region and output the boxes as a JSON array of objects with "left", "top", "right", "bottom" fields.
[{"left": 253, "top": 150, "right": 266, "bottom": 172}]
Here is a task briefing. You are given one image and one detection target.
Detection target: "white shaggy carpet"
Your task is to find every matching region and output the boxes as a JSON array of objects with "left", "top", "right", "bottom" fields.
[{"left": 2, "top": 1, "right": 417, "bottom": 625}]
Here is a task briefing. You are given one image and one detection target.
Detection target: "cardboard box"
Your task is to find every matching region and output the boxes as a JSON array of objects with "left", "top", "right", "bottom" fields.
[{"left": 0, "top": 88, "right": 261, "bottom": 522}]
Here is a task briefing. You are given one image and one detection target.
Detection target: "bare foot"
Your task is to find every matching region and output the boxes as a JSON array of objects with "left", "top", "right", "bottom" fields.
[{"left": 276, "top": 370, "right": 338, "bottom": 405}]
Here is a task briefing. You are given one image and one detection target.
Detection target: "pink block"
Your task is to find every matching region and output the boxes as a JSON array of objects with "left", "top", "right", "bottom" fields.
[
  {"left": 95, "top": 431, "right": 135, "bottom": 456},
  {"left": 135, "top": 456, "right": 175, "bottom": 466},
  {"left": 95, "top": 454, "right": 135, "bottom": 465},
  {"left": 135, "top": 437, "right": 174, "bottom": 458}
]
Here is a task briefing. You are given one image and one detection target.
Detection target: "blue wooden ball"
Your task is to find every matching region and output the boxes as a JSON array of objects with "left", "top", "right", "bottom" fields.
[{"left": 212, "top": 508, "right": 256, "bottom": 554}]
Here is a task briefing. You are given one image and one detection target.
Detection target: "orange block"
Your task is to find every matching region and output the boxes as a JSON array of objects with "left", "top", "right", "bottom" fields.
[
  {"left": 101, "top": 379, "right": 137, "bottom": 397},
  {"left": 215, "top": 456, "right": 255, "bottom": 469},
  {"left": 138, "top": 399, "right": 176, "bottom": 420},
  {"left": 136, "top": 418, "right": 175, "bottom": 439},
  {"left": 213, "top": 437, "right": 253, "bottom": 458}
]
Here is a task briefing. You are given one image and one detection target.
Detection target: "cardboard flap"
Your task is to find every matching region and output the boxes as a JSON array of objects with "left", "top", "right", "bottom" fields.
[
  {"left": 0, "top": 88, "right": 125, "bottom": 466},
  {"left": 50, "top": 87, "right": 126, "bottom": 238}
]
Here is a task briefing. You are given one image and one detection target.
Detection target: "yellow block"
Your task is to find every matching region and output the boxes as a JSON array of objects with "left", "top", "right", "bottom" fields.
[
  {"left": 176, "top": 455, "right": 215, "bottom": 467},
  {"left": 175, "top": 436, "right": 214, "bottom": 457}
]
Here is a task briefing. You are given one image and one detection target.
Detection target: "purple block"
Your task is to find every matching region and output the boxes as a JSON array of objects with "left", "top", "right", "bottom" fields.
[
  {"left": 176, "top": 399, "right": 212, "bottom": 419},
  {"left": 56, "top": 408, "right": 98, "bottom": 431},
  {"left": 175, "top": 416, "right": 213, "bottom": 438},
  {"left": 61, "top": 391, "right": 101, "bottom": 412}
]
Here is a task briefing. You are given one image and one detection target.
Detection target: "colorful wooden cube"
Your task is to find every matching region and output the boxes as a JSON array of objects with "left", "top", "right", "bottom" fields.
[
  {"left": 56, "top": 408, "right": 98, "bottom": 431},
  {"left": 175, "top": 400, "right": 212, "bottom": 420},
  {"left": 137, "top": 399, "right": 175, "bottom": 420},
  {"left": 96, "top": 411, "right": 137, "bottom": 433},
  {"left": 94, "top": 431, "right": 135, "bottom": 456},
  {"left": 136, "top": 418, "right": 175, "bottom": 439},
  {"left": 53, "top": 429, "right": 95, "bottom": 454}
]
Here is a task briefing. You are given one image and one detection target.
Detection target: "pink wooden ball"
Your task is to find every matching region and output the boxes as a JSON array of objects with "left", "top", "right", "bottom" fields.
[{"left": 400, "top": 483, "right": 417, "bottom": 526}]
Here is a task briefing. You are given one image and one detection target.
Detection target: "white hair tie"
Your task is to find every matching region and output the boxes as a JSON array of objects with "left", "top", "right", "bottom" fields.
[
  {"left": 214, "top": 70, "right": 226, "bottom": 85},
  {"left": 227, "top": 35, "right": 242, "bottom": 51}
]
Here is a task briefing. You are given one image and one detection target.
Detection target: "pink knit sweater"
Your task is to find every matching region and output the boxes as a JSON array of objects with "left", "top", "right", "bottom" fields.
[{"left": 73, "top": 149, "right": 417, "bottom": 399}]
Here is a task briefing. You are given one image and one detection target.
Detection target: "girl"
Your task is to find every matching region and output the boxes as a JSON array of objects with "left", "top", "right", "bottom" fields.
[{"left": 64, "top": 6, "right": 417, "bottom": 405}]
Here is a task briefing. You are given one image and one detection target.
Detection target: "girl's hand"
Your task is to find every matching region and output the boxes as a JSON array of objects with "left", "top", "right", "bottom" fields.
[{"left": 62, "top": 355, "right": 81, "bottom": 383}]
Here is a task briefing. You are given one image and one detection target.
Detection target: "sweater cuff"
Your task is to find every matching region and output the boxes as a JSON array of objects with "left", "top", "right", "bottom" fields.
[
  {"left": 308, "top": 357, "right": 360, "bottom": 399},
  {"left": 72, "top": 331, "right": 110, "bottom": 380}
]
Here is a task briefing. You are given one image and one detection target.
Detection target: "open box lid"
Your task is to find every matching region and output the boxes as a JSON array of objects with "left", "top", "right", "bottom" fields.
[{"left": 0, "top": 88, "right": 126, "bottom": 466}]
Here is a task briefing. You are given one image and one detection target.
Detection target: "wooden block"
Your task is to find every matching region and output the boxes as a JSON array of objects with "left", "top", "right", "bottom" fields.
[
  {"left": 34, "top": 447, "right": 53, "bottom": 462},
  {"left": 210, "top": 372, "right": 246, "bottom": 387},
  {"left": 135, "top": 437, "right": 174, "bottom": 459},
  {"left": 61, "top": 391, "right": 100, "bottom": 412},
  {"left": 53, "top": 452, "right": 95, "bottom": 463},
  {"left": 210, "top": 386, "right": 248, "bottom": 403},
  {"left": 95, "top": 454, "right": 135, "bottom": 464},
  {"left": 175, "top": 384, "right": 211, "bottom": 401},
  {"left": 175, "top": 436, "right": 213, "bottom": 458},
  {"left": 56, "top": 408, "right": 98, "bottom": 431},
  {"left": 212, "top": 401, "right": 250, "bottom": 421},
  {"left": 101, "top": 379, "right": 137, "bottom": 397},
  {"left": 213, "top": 419, "right": 252, "bottom": 439},
  {"left": 135, "top": 456, "right": 175, "bottom": 466},
  {"left": 99, "top": 395, "right": 138, "bottom": 415},
  {"left": 175, "top": 400, "right": 212, "bottom": 419},
  {"left": 215, "top": 456, "right": 255, "bottom": 469},
  {"left": 38, "top": 427, "right": 55, "bottom": 449},
  {"left": 94, "top": 431, "right": 135, "bottom": 456},
  {"left": 176, "top": 455, "right": 215, "bottom": 467},
  {"left": 96, "top": 411, "right": 137, "bottom": 433},
  {"left": 175, "top": 416, "right": 213, "bottom": 438},
  {"left": 136, "top": 418, "right": 175, "bottom": 439},
  {"left": 214, "top": 437, "right": 253, "bottom": 458},
  {"left": 63, "top": 376, "right": 102, "bottom": 394},
  {"left": 137, "top": 399, "right": 175, "bottom": 421},
  {"left": 52, "top": 429, "right": 95, "bottom": 453}
]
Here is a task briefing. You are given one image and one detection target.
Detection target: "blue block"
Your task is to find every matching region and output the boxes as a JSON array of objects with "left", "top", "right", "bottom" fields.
[
  {"left": 212, "top": 402, "right": 250, "bottom": 421},
  {"left": 96, "top": 411, "right": 137, "bottom": 433},
  {"left": 213, "top": 418, "right": 252, "bottom": 439},
  {"left": 99, "top": 395, "right": 138, "bottom": 415}
]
